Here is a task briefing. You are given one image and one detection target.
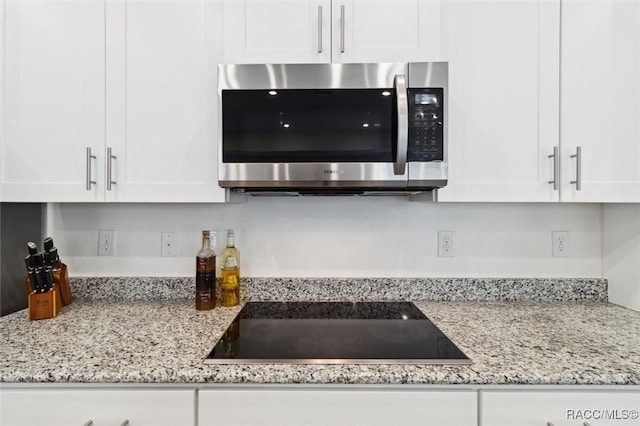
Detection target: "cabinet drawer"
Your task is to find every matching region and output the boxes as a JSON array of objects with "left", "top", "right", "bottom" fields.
[
  {"left": 199, "top": 387, "right": 477, "bottom": 426},
  {"left": 481, "top": 390, "right": 640, "bottom": 426},
  {"left": 0, "top": 389, "right": 195, "bottom": 426}
]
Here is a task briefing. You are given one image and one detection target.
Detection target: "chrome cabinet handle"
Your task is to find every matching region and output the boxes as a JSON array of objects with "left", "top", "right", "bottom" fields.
[
  {"left": 83, "top": 421, "right": 93, "bottom": 426},
  {"left": 120, "top": 420, "right": 130, "bottom": 426},
  {"left": 548, "top": 146, "right": 559, "bottom": 190},
  {"left": 107, "top": 147, "right": 117, "bottom": 191},
  {"left": 546, "top": 422, "right": 555, "bottom": 426},
  {"left": 570, "top": 145, "right": 582, "bottom": 191},
  {"left": 393, "top": 74, "right": 408, "bottom": 175},
  {"left": 340, "top": 5, "right": 345, "bottom": 53},
  {"left": 317, "top": 5, "right": 322, "bottom": 53},
  {"left": 584, "top": 423, "right": 592, "bottom": 426},
  {"left": 86, "top": 147, "right": 97, "bottom": 190}
]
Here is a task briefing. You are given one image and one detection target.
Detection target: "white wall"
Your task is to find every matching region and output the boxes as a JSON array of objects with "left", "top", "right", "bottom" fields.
[
  {"left": 47, "top": 199, "right": 603, "bottom": 278},
  {"left": 603, "top": 204, "right": 640, "bottom": 311}
]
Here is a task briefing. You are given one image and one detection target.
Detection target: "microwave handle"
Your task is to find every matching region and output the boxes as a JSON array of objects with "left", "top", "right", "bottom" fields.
[{"left": 394, "top": 74, "right": 409, "bottom": 175}]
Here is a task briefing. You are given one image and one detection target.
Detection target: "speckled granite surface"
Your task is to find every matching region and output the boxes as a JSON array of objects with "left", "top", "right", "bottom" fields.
[
  {"left": 1, "top": 299, "right": 638, "bottom": 385},
  {"left": 71, "top": 277, "right": 608, "bottom": 302}
]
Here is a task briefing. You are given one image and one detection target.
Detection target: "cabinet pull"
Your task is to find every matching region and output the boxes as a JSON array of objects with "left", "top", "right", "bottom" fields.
[
  {"left": 584, "top": 423, "right": 592, "bottom": 426},
  {"left": 546, "top": 422, "right": 555, "bottom": 426},
  {"left": 317, "top": 5, "right": 322, "bottom": 53},
  {"left": 107, "top": 147, "right": 117, "bottom": 191},
  {"left": 83, "top": 421, "right": 93, "bottom": 426},
  {"left": 86, "top": 147, "right": 97, "bottom": 190},
  {"left": 570, "top": 145, "right": 582, "bottom": 190},
  {"left": 340, "top": 5, "right": 345, "bottom": 53},
  {"left": 548, "top": 146, "right": 559, "bottom": 190},
  {"left": 120, "top": 420, "right": 130, "bottom": 426}
]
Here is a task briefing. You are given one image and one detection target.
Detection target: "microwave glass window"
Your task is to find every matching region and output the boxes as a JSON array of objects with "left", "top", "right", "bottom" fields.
[{"left": 222, "top": 89, "right": 395, "bottom": 163}]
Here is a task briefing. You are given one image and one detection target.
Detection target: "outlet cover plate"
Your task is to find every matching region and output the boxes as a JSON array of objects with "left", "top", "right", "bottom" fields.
[
  {"left": 552, "top": 231, "right": 570, "bottom": 257},
  {"left": 98, "top": 230, "right": 115, "bottom": 256},
  {"left": 438, "top": 231, "right": 455, "bottom": 257},
  {"left": 161, "top": 232, "right": 177, "bottom": 257}
]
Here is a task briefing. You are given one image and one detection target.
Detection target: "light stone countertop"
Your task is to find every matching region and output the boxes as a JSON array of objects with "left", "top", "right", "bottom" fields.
[{"left": 1, "top": 299, "right": 639, "bottom": 385}]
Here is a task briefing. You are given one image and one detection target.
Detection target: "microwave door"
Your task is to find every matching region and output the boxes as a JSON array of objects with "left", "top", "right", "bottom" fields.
[{"left": 393, "top": 74, "right": 409, "bottom": 175}]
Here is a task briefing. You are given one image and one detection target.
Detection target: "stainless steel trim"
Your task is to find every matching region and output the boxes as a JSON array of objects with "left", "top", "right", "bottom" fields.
[
  {"left": 220, "top": 163, "right": 446, "bottom": 190},
  {"left": 394, "top": 74, "right": 408, "bottom": 175},
  {"left": 219, "top": 163, "right": 408, "bottom": 189},
  {"left": 83, "top": 421, "right": 93, "bottom": 426},
  {"left": 408, "top": 162, "right": 447, "bottom": 187},
  {"left": 317, "top": 5, "right": 322, "bottom": 53},
  {"left": 106, "top": 147, "right": 117, "bottom": 191},
  {"left": 86, "top": 147, "right": 97, "bottom": 191},
  {"left": 340, "top": 5, "right": 345, "bottom": 53},
  {"left": 548, "top": 146, "right": 559, "bottom": 190},
  {"left": 570, "top": 145, "right": 581, "bottom": 191},
  {"left": 204, "top": 358, "right": 472, "bottom": 365},
  {"left": 219, "top": 63, "right": 409, "bottom": 90}
]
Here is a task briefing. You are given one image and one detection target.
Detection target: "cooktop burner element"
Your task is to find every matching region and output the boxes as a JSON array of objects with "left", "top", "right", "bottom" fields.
[{"left": 205, "top": 302, "right": 471, "bottom": 365}]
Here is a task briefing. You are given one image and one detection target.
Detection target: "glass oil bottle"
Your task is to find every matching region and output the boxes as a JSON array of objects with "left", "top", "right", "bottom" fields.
[
  {"left": 196, "top": 230, "right": 216, "bottom": 310},
  {"left": 220, "top": 229, "right": 240, "bottom": 307}
]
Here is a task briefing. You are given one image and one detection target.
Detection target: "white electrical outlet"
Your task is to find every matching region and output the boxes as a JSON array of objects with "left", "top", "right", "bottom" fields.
[
  {"left": 552, "top": 231, "right": 570, "bottom": 257},
  {"left": 98, "top": 230, "right": 115, "bottom": 256},
  {"left": 161, "top": 232, "right": 177, "bottom": 257},
  {"left": 438, "top": 231, "right": 455, "bottom": 257}
]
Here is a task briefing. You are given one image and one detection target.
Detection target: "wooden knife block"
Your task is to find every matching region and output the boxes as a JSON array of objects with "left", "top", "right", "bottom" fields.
[
  {"left": 26, "top": 277, "right": 62, "bottom": 321},
  {"left": 53, "top": 263, "right": 72, "bottom": 306}
]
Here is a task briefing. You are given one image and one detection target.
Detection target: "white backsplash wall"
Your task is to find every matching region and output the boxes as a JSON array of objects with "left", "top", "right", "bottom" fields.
[
  {"left": 603, "top": 204, "right": 640, "bottom": 311},
  {"left": 47, "top": 199, "right": 603, "bottom": 278}
]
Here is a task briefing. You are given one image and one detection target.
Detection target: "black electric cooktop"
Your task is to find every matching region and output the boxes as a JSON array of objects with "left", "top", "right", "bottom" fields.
[{"left": 205, "top": 302, "right": 471, "bottom": 365}]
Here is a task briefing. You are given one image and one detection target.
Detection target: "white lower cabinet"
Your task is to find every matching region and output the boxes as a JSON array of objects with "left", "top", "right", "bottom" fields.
[
  {"left": 0, "top": 389, "right": 196, "bottom": 426},
  {"left": 198, "top": 388, "right": 477, "bottom": 426},
  {"left": 481, "top": 390, "right": 640, "bottom": 426}
]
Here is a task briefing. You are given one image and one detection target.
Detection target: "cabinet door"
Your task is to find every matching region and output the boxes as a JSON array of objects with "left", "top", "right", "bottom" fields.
[
  {"left": 561, "top": 0, "right": 640, "bottom": 202},
  {"left": 223, "top": 0, "right": 331, "bottom": 64},
  {"left": 1, "top": 0, "right": 106, "bottom": 202},
  {"left": 0, "top": 389, "right": 196, "bottom": 426},
  {"left": 199, "top": 388, "right": 477, "bottom": 426},
  {"left": 437, "top": 0, "right": 560, "bottom": 202},
  {"left": 332, "top": 0, "right": 443, "bottom": 63},
  {"left": 481, "top": 390, "right": 640, "bottom": 426},
  {"left": 106, "top": 0, "right": 225, "bottom": 202}
]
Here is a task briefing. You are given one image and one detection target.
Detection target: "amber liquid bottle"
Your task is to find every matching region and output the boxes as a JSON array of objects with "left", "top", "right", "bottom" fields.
[
  {"left": 220, "top": 229, "right": 240, "bottom": 307},
  {"left": 196, "top": 230, "right": 216, "bottom": 310}
]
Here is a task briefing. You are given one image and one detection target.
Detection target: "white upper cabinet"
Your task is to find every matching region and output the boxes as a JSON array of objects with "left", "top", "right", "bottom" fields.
[
  {"left": 1, "top": 0, "right": 225, "bottom": 202},
  {"left": 223, "top": 0, "right": 332, "bottom": 64},
  {"left": 222, "top": 0, "right": 441, "bottom": 64},
  {"left": 331, "top": 0, "right": 442, "bottom": 63},
  {"left": 105, "top": 0, "right": 225, "bottom": 202},
  {"left": 1, "top": 0, "right": 106, "bottom": 202},
  {"left": 437, "top": 0, "right": 560, "bottom": 202},
  {"left": 561, "top": 0, "right": 640, "bottom": 202}
]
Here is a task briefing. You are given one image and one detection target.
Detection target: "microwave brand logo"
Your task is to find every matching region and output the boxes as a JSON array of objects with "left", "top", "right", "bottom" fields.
[{"left": 323, "top": 169, "right": 344, "bottom": 175}]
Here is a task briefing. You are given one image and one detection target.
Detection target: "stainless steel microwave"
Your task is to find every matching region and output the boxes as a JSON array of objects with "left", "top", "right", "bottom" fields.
[{"left": 218, "top": 62, "right": 447, "bottom": 195}]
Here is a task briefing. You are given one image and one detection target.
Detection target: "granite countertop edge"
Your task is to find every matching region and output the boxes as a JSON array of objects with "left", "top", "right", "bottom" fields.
[{"left": 1, "top": 298, "right": 639, "bottom": 386}]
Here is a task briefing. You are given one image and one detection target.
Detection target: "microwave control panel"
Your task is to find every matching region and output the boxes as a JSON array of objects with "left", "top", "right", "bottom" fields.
[{"left": 407, "top": 88, "right": 444, "bottom": 162}]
